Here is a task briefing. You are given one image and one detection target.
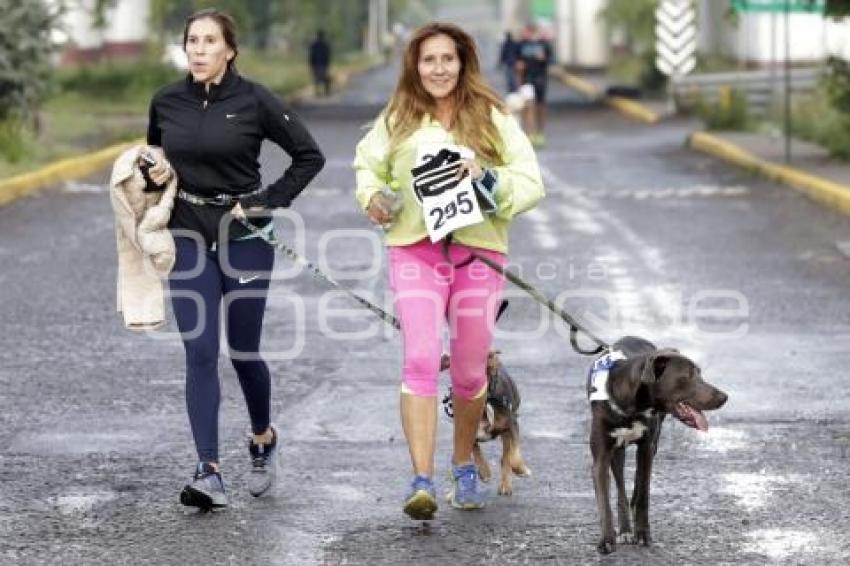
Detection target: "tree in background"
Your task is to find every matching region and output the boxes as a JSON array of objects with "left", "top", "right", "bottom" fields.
[
  {"left": 0, "top": 1, "right": 61, "bottom": 160},
  {"left": 600, "top": 0, "right": 666, "bottom": 91},
  {"left": 150, "top": 0, "right": 415, "bottom": 55},
  {"left": 825, "top": 0, "right": 850, "bottom": 17},
  {"left": 824, "top": 1, "right": 850, "bottom": 119},
  {"left": 150, "top": 0, "right": 255, "bottom": 46}
]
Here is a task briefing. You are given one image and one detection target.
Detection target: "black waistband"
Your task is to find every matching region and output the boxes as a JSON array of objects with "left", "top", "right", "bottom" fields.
[{"left": 177, "top": 186, "right": 267, "bottom": 207}]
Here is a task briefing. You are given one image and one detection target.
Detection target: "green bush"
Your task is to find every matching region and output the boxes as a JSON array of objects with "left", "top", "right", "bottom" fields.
[
  {"left": 57, "top": 58, "right": 181, "bottom": 103},
  {"left": 696, "top": 88, "right": 751, "bottom": 131},
  {"left": 601, "top": 0, "right": 668, "bottom": 93},
  {"left": 825, "top": 56, "right": 850, "bottom": 113},
  {"left": 792, "top": 85, "right": 850, "bottom": 159},
  {"left": 0, "top": 119, "right": 29, "bottom": 163}
]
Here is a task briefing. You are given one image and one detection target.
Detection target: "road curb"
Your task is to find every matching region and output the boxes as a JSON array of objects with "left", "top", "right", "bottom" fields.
[
  {"left": 0, "top": 138, "right": 142, "bottom": 207},
  {"left": 551, "top": 68, "right": 661, "bottom": 124},
  {"left": 688, "top": 131, "right": 850, "bottom": 216}
]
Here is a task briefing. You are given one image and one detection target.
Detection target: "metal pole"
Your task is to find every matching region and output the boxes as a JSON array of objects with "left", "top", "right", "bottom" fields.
[
  {"left": 785, "top": 0, "right": 791, "bottom": 164},
  {"left": 771, "top": 12, "right": 777, "bottom": 107},
  {"left": 569, "top": 0, "right": 577, "bottom": 66}
]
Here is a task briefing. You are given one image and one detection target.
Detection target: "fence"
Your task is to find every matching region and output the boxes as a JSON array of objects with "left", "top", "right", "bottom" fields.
[{"left": 672, "top": 67, "right": 822, "bottom": 114}]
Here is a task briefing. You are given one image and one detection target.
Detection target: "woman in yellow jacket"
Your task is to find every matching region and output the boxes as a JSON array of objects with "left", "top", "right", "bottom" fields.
[{"left": 354, "top": 22, "right": 544, "bottom": 520}]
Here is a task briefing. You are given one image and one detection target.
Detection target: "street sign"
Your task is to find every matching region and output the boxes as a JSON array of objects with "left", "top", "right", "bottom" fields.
[
  {"left": 655, "top": 0, "right": 697, "bottom": 78},
  {"left": 730, "top": 0, "right": 825, "bottom": 13}
]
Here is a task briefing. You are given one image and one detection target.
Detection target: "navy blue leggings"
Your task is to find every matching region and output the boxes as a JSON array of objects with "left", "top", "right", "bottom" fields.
[{"left": 169, "top": 236, "right": 275, "bottom": 463}]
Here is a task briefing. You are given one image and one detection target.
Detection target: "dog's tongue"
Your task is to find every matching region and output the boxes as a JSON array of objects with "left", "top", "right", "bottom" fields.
[{"left": 681, "top": 403, "right": 709, "bottom": 432}]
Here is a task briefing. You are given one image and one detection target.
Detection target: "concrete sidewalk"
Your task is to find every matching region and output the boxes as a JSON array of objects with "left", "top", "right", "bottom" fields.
[
  {"left": 689, "top": 129, "right": 850, "bottom": 216},
  {"left": 555, "top": 69, "right": 850, "bottom": 218}
]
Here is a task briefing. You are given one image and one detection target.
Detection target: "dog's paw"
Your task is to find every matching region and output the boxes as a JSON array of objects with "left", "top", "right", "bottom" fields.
[
  {"left": 498, "top": 481, "right": 513, "bottom": 496},
  {"left": 635, "top": 531, "right": 652, "bottom": 547},
  {"left": 512, "top": 465, "right": 531, "bottom": 477},
  {"left": 478, "top": 469, "right": 492, "bottom": 483},
  {"left": 596, "top": 540, "right": 615, "bottom": 555},
  {"left": 617, "top": 532, "right": 635, "bottom": 545}
]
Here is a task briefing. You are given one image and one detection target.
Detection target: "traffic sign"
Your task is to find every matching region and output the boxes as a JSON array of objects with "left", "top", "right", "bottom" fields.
[
  {"left": 730, "top": 0, "right": 825, "bottom": 13},
  {"left": 655, "top": 0, "right": 697, "bottom": 78}
]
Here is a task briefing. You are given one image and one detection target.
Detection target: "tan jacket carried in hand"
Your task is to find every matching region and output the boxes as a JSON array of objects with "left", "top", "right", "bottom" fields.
[{"left": 109, "top": 146, "right": 177, "bottom": 331}]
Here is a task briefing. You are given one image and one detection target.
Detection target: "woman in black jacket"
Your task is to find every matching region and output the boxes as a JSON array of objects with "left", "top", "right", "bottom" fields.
[{"left": 144, "top": 8, "right": 324, "bottom": 509}]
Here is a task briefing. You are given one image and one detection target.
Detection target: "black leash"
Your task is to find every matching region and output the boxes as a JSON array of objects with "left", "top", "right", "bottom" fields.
[
  {"left": 469, "top": 250, "right": 609, "bottom": 356},
  {"left": 235, "top": 217, "right": 401, "bottom": 330},
  {"left": 238, "top": 215, "right": 606, "bottom": 355},
  {"left": 441, "top": 236, "right": 608, "bottom": 356}
]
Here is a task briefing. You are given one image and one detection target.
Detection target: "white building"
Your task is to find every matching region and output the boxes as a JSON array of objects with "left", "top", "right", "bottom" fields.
[
  {"left": 701, "top": 0, "right": 850, "bottom": 64},
  {"left": 499, "top": 0, "right": 850, "bottom": 68},
  {"left": 53, "top": 0, "right": 151, "bottom": 64}
]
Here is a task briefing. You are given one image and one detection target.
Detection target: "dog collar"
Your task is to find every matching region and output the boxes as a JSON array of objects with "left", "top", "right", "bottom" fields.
[{"left": 587, "top": 350, "right": 628, "bottom": 416}]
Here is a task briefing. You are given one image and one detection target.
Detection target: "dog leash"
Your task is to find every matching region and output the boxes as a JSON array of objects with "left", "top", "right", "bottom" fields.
[
  {"left": 472, "top": 250, "right": 609, "bottom": 355},
  {"left": 441, "top": 237, "right": 609, "bottom": 356},
  {"left": 235, "top": 217, "right": 401, "bottom": 330}
]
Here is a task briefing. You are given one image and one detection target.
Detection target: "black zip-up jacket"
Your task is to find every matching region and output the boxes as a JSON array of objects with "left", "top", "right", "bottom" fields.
[{"left": 147, "top": 69, "right": 325, "bottom": 244}]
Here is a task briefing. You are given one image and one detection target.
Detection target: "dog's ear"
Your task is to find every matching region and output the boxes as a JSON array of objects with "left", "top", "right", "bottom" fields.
[
  {"left": 486, "top": 350, "right": 501, "bottom": 374},
  {"left": 641, "top": 349, "right": 679, "bottom": 384}
]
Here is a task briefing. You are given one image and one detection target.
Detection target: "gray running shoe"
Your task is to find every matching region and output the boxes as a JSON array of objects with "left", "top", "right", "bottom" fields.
[
  {"left": 248, "top": 425, "right": 279, "bottom": 497},
  {"left": 180, "top": 462, "right": 227, "bottom": 510},
  {"left": 447, "top": 463, "right": 487, "bottom": 510}
]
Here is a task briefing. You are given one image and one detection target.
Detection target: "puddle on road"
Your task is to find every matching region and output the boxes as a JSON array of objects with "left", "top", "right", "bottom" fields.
[
  {"left": 525, "top": 429, "right": 568, "bottom": 440},
  {"left": 693, "top": 426, "right": 748, "bottom": 453},
  {"left": 10, "top": 430, "right": 147, "bottom": 455},
  {"left": 744, "top": 529, "right": 821, "bottom": 561},
  {"left": 321, "top": 484, "right": 367, "bottom": 502},
  {"left": 720, "top": 472, "right": 801, "bottom": 511},
  {"left": 49, "top": 490, "right": 117, "bottom": 515},
  {"left": 63, "top": 181, "right": 106, "bottom": 194}
]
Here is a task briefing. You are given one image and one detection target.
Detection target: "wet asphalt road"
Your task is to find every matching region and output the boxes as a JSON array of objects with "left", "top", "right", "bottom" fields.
[
  {"left": 2, "top": 99, "right": 850, "bottom": 565},
  {"left": 3, "top": 10, "right": 850, "bottom": 566}
]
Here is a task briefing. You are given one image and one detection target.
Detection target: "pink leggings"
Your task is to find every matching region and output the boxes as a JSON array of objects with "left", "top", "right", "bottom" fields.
[{"left": 388, "top": 238, "right": 506, "bottom": 399}]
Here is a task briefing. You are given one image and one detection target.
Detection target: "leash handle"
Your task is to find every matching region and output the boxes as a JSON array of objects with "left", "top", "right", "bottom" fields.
[{"left": 235, "top": 217, "right": 401, "bottom": 330}]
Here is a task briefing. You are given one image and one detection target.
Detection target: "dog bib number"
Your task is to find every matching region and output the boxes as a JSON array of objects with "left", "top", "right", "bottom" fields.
[{"left": 412, "top": 143, "right": 483, "bottom": 243}]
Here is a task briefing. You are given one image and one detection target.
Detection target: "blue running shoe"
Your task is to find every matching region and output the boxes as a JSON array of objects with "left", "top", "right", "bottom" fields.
[
  {"left": 180, "top": 462, "right": 227, "bottom": 510},
  {"left": 248, "top": 425, "right": 279, "bottom": 497},
  {"left": 403, "top": 475, "right": 437, "bottom": 520},
  {"left": 447, "top": 463, "right": 486, "bottom": 510}
]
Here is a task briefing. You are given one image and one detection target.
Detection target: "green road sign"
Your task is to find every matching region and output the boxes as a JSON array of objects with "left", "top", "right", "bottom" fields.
[
  {"left": 532, "top": 0, "right": 555, "bottom": 19},
  {"left": 731, "top": 0, "right": 825, "bottom": 12}
]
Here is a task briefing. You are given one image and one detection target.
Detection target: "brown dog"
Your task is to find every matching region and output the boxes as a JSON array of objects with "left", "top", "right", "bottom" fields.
[
  {"left": 587, "top": 336, "right": 728, "bottom": 554},
  {"left": 441, "top": 350, "right": 531, "bottom": 495}
]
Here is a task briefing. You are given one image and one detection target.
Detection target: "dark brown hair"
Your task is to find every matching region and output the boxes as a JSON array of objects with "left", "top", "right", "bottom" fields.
[
  {"left": 182, "top": 8, "right": 239, "bottom": 70},
  {"left": 384, "top": 22, "right": 506, "bottom": 165}
]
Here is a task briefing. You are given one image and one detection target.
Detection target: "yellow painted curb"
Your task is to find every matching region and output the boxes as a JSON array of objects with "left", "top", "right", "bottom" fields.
[
  {"left": 550, "top": 67, "right": 600, "bottom": 100},
  {"left": 689, "top": 131, "right": 850, "bottom": 217},
  {"left": 607, "top": 96, "right": 660, "bottom": 124},
  {"left": 0, "top": 138, "right": 143, "bottom": 207},
  {"left": 552, "top": 68, "right": 661, "bottom": 124}
]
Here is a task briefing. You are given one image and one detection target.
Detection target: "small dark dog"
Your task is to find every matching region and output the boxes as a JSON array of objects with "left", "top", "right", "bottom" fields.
[
  {"left": 587, "top": 336, "right": 728, "bottom": 554},
  {"left": 441, "top": 350, "right": 531, "bottom": 496}
]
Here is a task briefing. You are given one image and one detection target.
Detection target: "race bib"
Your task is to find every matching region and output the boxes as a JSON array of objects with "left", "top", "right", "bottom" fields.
[{"left": 412, "top": 143, "right": 483, "bottom": 243}]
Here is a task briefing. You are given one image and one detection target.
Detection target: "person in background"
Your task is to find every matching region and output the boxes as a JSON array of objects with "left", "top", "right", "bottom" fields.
[
  {"left": 516, "top": 22, "right": 553, "bottom": 148},
  {"left": 309, "top": 29, "right": 332, "bottom": 97},
  {"left": 498, "top": 30, "right": 519, "bottom": 93},
  {"left": 353, "top": 22, "right": 544, "bottom": 521},
  {"left": 144, "top": 8, "right": 324, "bottom": 510}
]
